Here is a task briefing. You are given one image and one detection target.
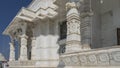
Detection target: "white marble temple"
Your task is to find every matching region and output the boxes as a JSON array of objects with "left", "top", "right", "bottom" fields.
[{"left": 2, "top": 0, "right": 120, "bottom": 68}]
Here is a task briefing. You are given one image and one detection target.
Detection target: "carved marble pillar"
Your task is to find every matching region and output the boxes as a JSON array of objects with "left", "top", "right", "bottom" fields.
[
  {"left": 19, "top": 23, "right": 28, "bottom": 61},
  {"left": 31, "top": 37, "right": 36, "bottom": 60},
  {"left": 65, "top": 2, "right": 82, "bottom": 53},
  {"left": 9, "top": 41, "right": 15, "bottom": 61},
  {"left": 81, "top": 13, "right": 93, "bottom": 50},
  {"left": 19, "top": 35, "right": 28, "bottom": 61},
  {"left": 9, "top": 33, "right": 16, "bottom": 61},
  {"left": 80, "top": 0, "right": 93, "bottom": 50},
  {"left": 31, "top": 27, "right": 36, "bottom": 60}
]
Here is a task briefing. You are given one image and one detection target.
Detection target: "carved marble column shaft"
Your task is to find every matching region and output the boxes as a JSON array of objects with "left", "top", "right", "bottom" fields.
[
  {"left": 9, "top": 42, "right": 15, "bottom": 61},
  {"left": 65, "top": 2, "right": 82, "bottom": 53},
  {"left": 81, "top": 13, "right": 93, "bottom": 50},
  {"left": 80, "top": 0, "right": 93, "bottom": 50},
  {"left": 19, "top": 23, "right": 28, "bottom": 61},
  {"left": 31, "top": 36, "right": 36, "bottom": 60},
  {"left": 19, "top": 35, "right": 28, "bottom": 61}
]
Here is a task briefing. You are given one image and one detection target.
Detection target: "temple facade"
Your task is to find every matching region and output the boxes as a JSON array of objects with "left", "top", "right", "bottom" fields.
[{"left": 3, "top": 0, "right": 120, "bottom": 68}]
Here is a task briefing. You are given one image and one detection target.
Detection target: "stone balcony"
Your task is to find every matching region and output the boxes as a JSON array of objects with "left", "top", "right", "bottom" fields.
[{"left": 60, "top": 46, "right": 120, "bottom": 66}]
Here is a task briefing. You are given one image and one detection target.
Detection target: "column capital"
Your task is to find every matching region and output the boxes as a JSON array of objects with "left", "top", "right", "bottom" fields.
[
  {"left": 19, "top": 34, "right": 28, "bottom": 39},
  {"left": 80, "top": 12, "right": 94, "bottom": 18},
  {"left": 20, "top": 22, "right": 27, "bottom": 35},
  {"left": 66, "top": 2, "right": 77, "bottom": 10}
]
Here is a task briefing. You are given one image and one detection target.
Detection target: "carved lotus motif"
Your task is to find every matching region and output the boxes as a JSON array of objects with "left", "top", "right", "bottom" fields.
[
  {"left": 98, "top": 53, "right": 109, "bottom": 62},
  {"left": 71, "top": 56, "right": 80, "bottom": 64},
  {"left": 112, "top": 52, "right": 120, "bottom": 62},
  {"left": 79, "top": 55, "right": 87, "bottom": 63},
  {"left": 67, "top": 20, "right": 80, "bottom": 34},
  {"left": 88, "top": 55, "right": 97, "bottom": 62},
  {"left": 63, "top": 57, "right": 71, "bottom": 65}
]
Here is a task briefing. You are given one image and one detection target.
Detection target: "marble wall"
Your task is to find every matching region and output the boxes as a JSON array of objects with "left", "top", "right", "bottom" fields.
[
  {"left": 91, "top": 0, "right": 120, "bottom": 48},
  {"left": 32, "top": 20, "right": 59, "bottom": 67}
]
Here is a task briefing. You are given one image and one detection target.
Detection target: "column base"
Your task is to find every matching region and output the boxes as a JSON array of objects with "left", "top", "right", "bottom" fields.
[
  {"left": 18, "top": 57, "right": 28, "bottom": 61},
  {"left": 9, "top": 59, "right": 15, "bottom": 61},
  {"left": 65, "top": 44, "right": 82, "bottom": 53},
  {"left": 8, "top": 60, "right": 59, "bottom": 68},
  {"left": 82, "top": 44, "right": 91, "bottom": 51},
  {"left": 35, "top": 60, "right": 59, "bottom": 67}
]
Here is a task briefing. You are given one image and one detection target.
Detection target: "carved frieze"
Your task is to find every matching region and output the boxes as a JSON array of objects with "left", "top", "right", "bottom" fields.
[
  {"left": 97, "top": 53, "right": 109, "bottom": 65},
  {"left": 110, "top": 51, "right": 120, "bottom": 65},
  {"left": 112, "top": 52, "right": 120, "bottom": 62},
  {"left": 61, "top": 47, "right": 120, "bottom": 66},
  {"left": 63, "top": 57, "right": 72, "bottom": 66},
  {"left": 70, "top": 55, "right": 80, "bottom": 65},
  {"left": 88, "top": 54, "right": 97, "bottom": 65},
  {"left": 79, "top": 55, "right": 88, "bottom": 65},
  {"left": 99, "top": 54, "right": 109, "bottom": 62}
]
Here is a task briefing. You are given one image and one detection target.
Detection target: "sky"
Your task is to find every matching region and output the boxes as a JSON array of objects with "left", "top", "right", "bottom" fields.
[{"left": 0, "top": 0, "right": 32, "bottom": 60}]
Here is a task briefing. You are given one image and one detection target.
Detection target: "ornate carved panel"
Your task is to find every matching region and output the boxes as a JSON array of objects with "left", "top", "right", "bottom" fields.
[
  {"left": 79, "top": 55, "right": 88, "bottom": 65},
  {"left": 70, "top": 55, "right": 80, "bottom": 65},
  {"left": 63, "top": 57, "right": 72, "bottom": 66},
  {"left": 97, "top": 53, "right": 109, "bottom": 65},
  {"left": 110, "top": 51, "right": 120, "bottom": 65},
  {"left": 88, "top": 54, "right": 97, "bottom": 65}
]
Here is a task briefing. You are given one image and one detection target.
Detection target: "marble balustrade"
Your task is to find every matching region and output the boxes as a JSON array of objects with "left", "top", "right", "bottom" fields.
[{"left": 61, "top": 46, "right": 120, "bottom": 66}]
